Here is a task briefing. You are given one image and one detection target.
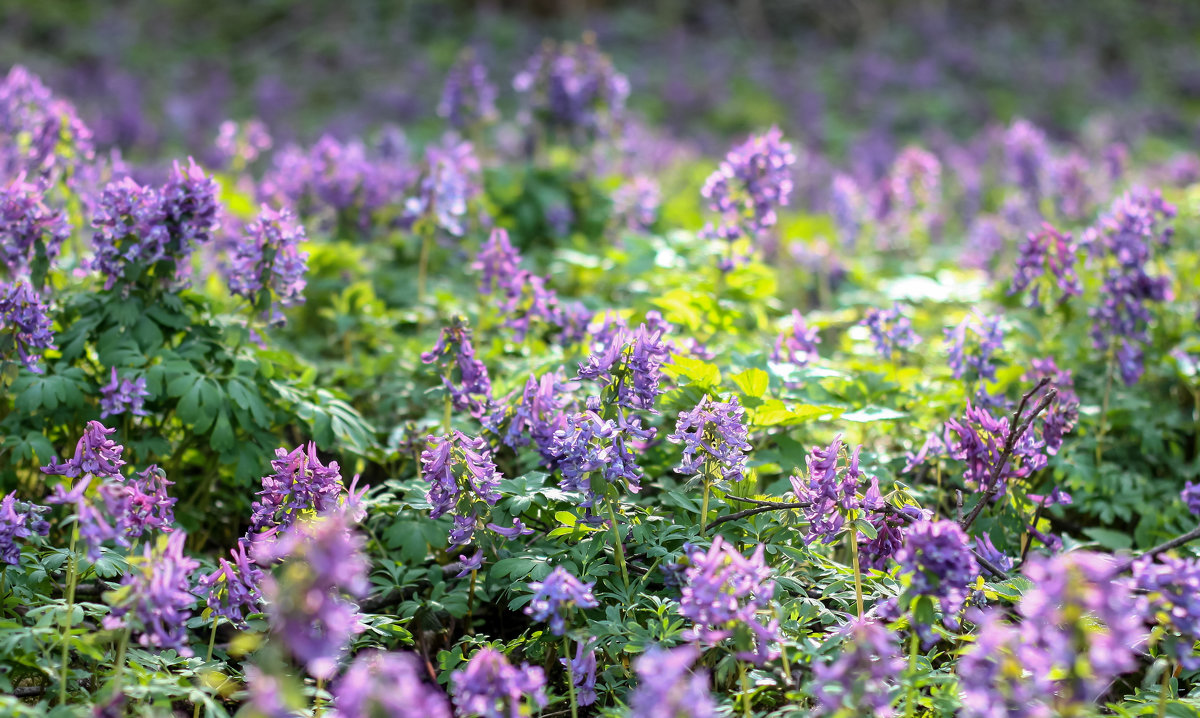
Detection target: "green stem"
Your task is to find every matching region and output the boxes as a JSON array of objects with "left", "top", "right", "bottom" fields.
[
  {"left": 443, "top": 393, "right": 453, "bottom": 435},
  {"left": 563, "top": 636, "right": 578, "bottom": 718},
  {"left": 905, "top": 624, "right": 919, "bottom": 718},
  {"left": 466, "top": 569, "right": 478, "bottom": 636},
  {"left": 738, "top": 661, "right": 752, "bottom": 718},
  {"left": 111, "top": 626, "right": 131, "bottom": 699},
  {"left": 314, "top": 677, "right": 326, "bottom": 717},
  {"left": 1096, "top": 349, "right": 1115, "bottom": 467},
  {"left": 775, "top": 605, "right": 792, "bottom": 686},
  {"left": 59, "top": 525, "right": 79, "bottom": 705},
  {"left": 193, "top": 619, "right": 220, "bottom": 718},
  {"left": 416, "top": 232, "right": 433, "bottom": 305},
  {"left": 604, "top": 495, "right": 631, "bottom": 591},
  {"left": 699, "top": 479, "right": 711, "bottom": 537},
  {"left": 1158, "top": 661, "right": 1172, "bottom": 718},
  {"left": 848, "top": 528, "right": 864, "bottom": 618}
]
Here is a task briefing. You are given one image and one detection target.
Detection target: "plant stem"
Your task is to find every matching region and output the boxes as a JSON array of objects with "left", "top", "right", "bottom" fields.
[
  {"left": 193, "top": 619, "right": 220, "bottom": 718},
  {"left": 59, "top": 525, "right": 79, "bottom": 705},
  {"left": 111, "top": 626, "right": 131, "bottom": 699},
  {"left": 905, "top": 623, "right": 919, "bottom": 718},
  {"left": 738, "top": 661, "right": 752, "bottom": 718},
  {"left": 466, "top": 569, "right": 478, "bottom": 635},
  {"left": 443, "top": 393, "right": 453, "bottom": 434},
  {"left": 563, "top": 636, "right": 578, "bottom": 718},
  {"left": 848, "top": 528, "right": 864, "bottom": 618},
  {"left": 314, "top": 678, "right": 326, "bottom": 717},
  {"left": 604, "top": 495, "right": 630, "bottom": 591},
  {"left": 1096, "top": 349, "right": 1115, "bottom": 467},
  {"left": 416, "top": 232, "right": 433, "bottom": 305},
  {"left": 1158, "top": 661, "right": 1172, "bottom": 718},
  {"left": 775, "top": 605, "right": 792, "bottom": 686},
  {"left": 699, "top": 479, "right": 711, "bottom": 537}
]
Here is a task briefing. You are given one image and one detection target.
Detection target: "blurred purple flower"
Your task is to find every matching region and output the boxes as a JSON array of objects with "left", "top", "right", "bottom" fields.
[
  {"left": 451, "top": 647, "right": 547, "bottom": 718},
  {"left": 0, "top": 492, "right": 50, "bottom": 565},
  {"left": 422, "top": 319, "right": 492, "bottom": 418},
  {"left": 104, "top": 531, "right": 199, "bottom": 654},
  {"left": 628, "top": 645, "right": 715, "bottom": 718},
  {"left": 439, "top": 50, "right": 498, "bottom": 130},
  {"left": 332, "top": 651, "right": 452, "bottom": 718},
  {"left": 524, "top": 566, "right": 598, "bottom": 635},
  {"left": 227, "top": 205, "right": 309, "bottom": 325},
  {"left": 680, "top": 537, "right": 780, "bottom": 664},
  {"left": 861, "top": 303, "right": 917, "bottom": 360},
  {"left": 0, "top": 175, "right": 70, "bottom": 278},
  {"left": 1010, "top": 223, "right": 1082, "bottom": 308},
  {"left": 812, "top": 618, "right": 904, "bottom": 716}
]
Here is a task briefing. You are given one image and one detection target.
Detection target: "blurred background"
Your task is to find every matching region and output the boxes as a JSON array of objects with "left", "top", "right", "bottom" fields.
[{"left": 3, "top": 0, "right": 1200, "bottom": 160}]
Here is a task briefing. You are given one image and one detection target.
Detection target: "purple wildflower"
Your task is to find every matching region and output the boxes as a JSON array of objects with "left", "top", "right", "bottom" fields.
[
  {"left": 212, "top": 119, "right": 272, "bottom": 170},
  {"left": 628, "top": 645, "right": 715, "bottom": 718},
  {"left": 487, "top": 370, "right": 575, "bottom": 463},
  {"left": 577, "top": 324, "right": 669, "bottom": 413},
  {"left": 772, "top": 309, "right": 820, "bottom": 366},
  {"left": 957, "top": 609, "right": 1049, "bottom": 718},
  {"left": 1024, "top": 357, "right": 1079, "bottom": 454},
  {"left": 524, "top": 567, "right": 598, "bottom": 635},
  {"left": 944, "top": 312, "right": 1004, "bottom": 385},
  {"left": 667, "top": 395, "right": 751, "bottom": 483},
  {"left": 1183, "top": 482, "right": 1200, "bottom": 515},
  {"left": 1132, "top": 556, "right": 1200, "bottom": 669},
  {"left": 196, "top": 539, "right": 264, "bottom": 627},
  {"left": 973, "top": 533, "right": 1014, "bottom": 573},
  {"left": 1004, "top": 119, "right": 1050, "bottom": 207},
  {"left": 450, "top": 647, "right": 548, "bottom": 718},
  {"left": 0, "top": 175, "right": 70, "bottom": 278},
  {"left": 861, "top": 304, "right": 917, "bottom": 360},
  {"left": 700, "top": 126, "right": 795, "bottom": 259},
  {"left": 332, "top": 651, "right": 452, "bottom": 718},
  {"left": 790, "top": 436, "right": 863, "bottom": 544},
  {"left": 455, "top": 550, "right": 484, "bottom": 578},
  {"left": 513, "top": 36, "right": 629, "bottom": 143},
  {"left": 103, "top": 531, "right": 199, "bottom": 654},
  {"left": 548, "top": 409, "right": 645, "bottom": 507},
  {"left": 422, "top": 319, "right": 492, "bottom": 418},
  {"left": 829, "top": 173, "right": 866, "bottom": 248},
  {"left": 227, "top": 205, "right": 309, "bottom": 325},
  {"left": 0, "top": 65, "right": 94, "bottom": 181},
  {"left": 248, "top": 442, "right": 347, "bottom": 541},
  {"left": 243, "top": 665, "right": 300, "bottom": 718},
  {"left": 895, "top": 520, "right": 979, "bottom": 635},
  {"left": 945, "top": 403, "right": 1047, "bottom": 495},
  {"left": 0, "top": 280, "right": 55, "bottom": 372},
  {"left": 562, "top": 640, "right": 597, "bottom": 707},
  {"left": 487, "top": 518, "right": 533, "bottom": 541},
  {"left": 876, "top": 146, "right": 943, "bottom": 248},
  {"left": 858, "top": 502, "right": 909, "bottom": 570},
  {"left": 1051, "top": 152, "right": 1096, "bottom": 221},
  {"left": 99, "top": 367, "right": 150, "bottom": 418},
  {"left": 679, "top": 537, "right": 780, "bottom": 664},
  {"left": 41, "top": 420, "right": 125, "bottom": 480},
  {"left": 812, "top": 618, "right": 904, "bottom": 717},
  {"left": 613, "top": 176, "right": 660, "bottom": 232},
  {"left": 439, "top": 50, "right": 498, "bottom": 130},
  {"left": 404, "top": 136, "right": 480, "bottom": 237},
  {"left": 255, "top": 510, "right": 370, "bottom": 679},
  {"left": 420, "top": 431, "right": 502, "bottom": 546},
  {"left": 1010, "top": 223, "right": 1082, "bottom": 308},
  {"left": 0, "top": 493, "right": 50, "bottom": 565}
]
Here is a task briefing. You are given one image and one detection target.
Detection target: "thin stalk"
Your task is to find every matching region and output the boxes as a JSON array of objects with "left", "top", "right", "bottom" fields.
[
  {"left": 314, "top": 678, "right": 326, "bottom": 717},
  {"left": 59, "top": 525, "right": 79, "bottom": 704},
  {"left": 699, "top": 479, "right": 711, "bottom": 537},
  {"left": 604, "top": 495, "right": 631, "bottom": 591},
  {"left": 193, "top": 619, "right": 220, "bottom": 718},
  {"left": 416, "top": 232, "right": 433, "bottom": 305},
  {"left": 738, "top": 661, "right": 752, "bottom": 718},
  {"left": 563, "top": 636, "right": 578, "bottom": 718},
  {"left": 466, "top": 569, "right": 478, "bottom": 635},
  {"left": 443, "top": 393, "right": 453, "bottom": 434},
  {"left": 111, "top": 626, "right": 131, "bottom": 699},
  {"left": 1096, "top": 349, "right": 1115, "bottom": 467},
  {"left": 1158, "top": 661, "right": 1172, "bottom": 718},
  {"left": 775, "top": 605, "right": 792, "bottom": 686},
  {"left": 848, "top": 528, "right": 864, "bottom": 618},
  {"left": 905, "top": 623, "right": 919, "bottom": 718}
]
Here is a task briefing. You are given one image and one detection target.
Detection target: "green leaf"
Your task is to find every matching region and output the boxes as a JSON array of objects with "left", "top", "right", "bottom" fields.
[
  {"left": 729, "top": 368, "right": 770, "bottom": 399},
  {"left": 840, "top": 406, "right": 907, "bottom": 423}
]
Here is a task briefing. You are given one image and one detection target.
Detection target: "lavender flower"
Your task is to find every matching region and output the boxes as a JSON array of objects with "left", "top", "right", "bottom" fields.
[
  {"left": 668, "top": 395, "right": 751, "bottom": 483},
  {"left": 1051, "top": 152, "right": 1096, "bottom": 221},
  {"left": 0, "top": 493, "right": 49, "bottom": 565},
  {"left": 255, "top": 510, "right": 369, "bottom": 679},
  {"left": 861, "top": 304, "right": 917, "bottom": 360},
  {"left": 486, "top": 370, "right": 574, "bottom": 462},
  {"left": 99, "top": 367, "right": 150, "bottom": 418},
  {"left": 196, "top": 539, "right": 264, "bottom": 627},
  {"left": 895, "top": 520, "right": 979, "bottom": 634},
  {"left": 957, "top": 609, "right": 1048, "bottom": 718},
  {"left": 1004, "top": 119, "right": 1050, "bottom": 207},
  {"left": 628, "top": 645, "right": 715, "bottom": 718},
  {"left": 0, "top": 175, "right": 70, "bottom": 279},
  {"left": 104, "top": 531, "right": 199, "bottom": 654},
  {"left": 700, "top": 126, "right": 795, "bottom": 259},
  {"left": 1024, "top": 357, "right": 1079, "bottom": 454},
  {"left": 524, "top": 567, "right": 598, "bottom": 635},
  {"left": 227, "top": 205, "right": 309, "bottom": 325},
  {"left": 438, "top": 50, "right": 498, "bottom": 130},
  {"left": 613, "top": 176, "right": 660, "bottom": 232},
  {"left": 944, "top": 312, "right": 1004, "bottom": 385},
  {"left": 422, "top": 319, "right": 492, "bottom": 418},
  {"left": 812, "top": 618, "right": 904, "bottom": 716},
  {"left": 244, "top": 664, "right": 301, "bottom": 718},
  {"left": 829, "top": 173, "right": 866, "bottom": 248},
  {"left": 679, "top": 537, "right": 780, "bottom": 664},
  {"left": 973, "top": 533, "right": 1014, "bottom": 573},
  {"left": 772, "top": 309, "right": 820, "bottom": 366},
  {"left": 1132, "top": 556, "right": 1200, "bottom": 669},
  {"left": 513, "top": 36, "right": 629, "bottom": 144},
  {"left": 212, "top": 119, "right": 272, "bottom": 170},
  {"left": 487, "top": 518, "right": 533, "bottom": 541},
  {"left": 404, "top": 136, "right": 480, "bottom": 237},
  {"left": 41, "top": 420, "right": 125, "bottom": 480},
  {"left": 420, "top": 431, "right": 502, "bottom": 546},
  {"left": 1009, "top": 223, "right": 1082, "bottom": 308},
  {"left": 332, "top": 651, "right": 452, "bottom": 718},
  {"left": 548, "top": 409, "right": 646, "bottom": 507},
  {"left": 0, "top": 280, "right": 55, "bottom": 372},
  {"left": 876, "top": 146, "right": 943, "bottom": 248},
  {"left": 790, "top": 436, "right": 861, "bottom": 544},
  {"left": 945, "top": 403, "right": 1047, "bottom": 495},
  {"left": 577, "top": 324, "right": 669, "bottom": 413},
  {"left": 455, "top": 550, "right": 484, "bottom": 578},
  {"left": 248, "top": 442, "right": 347, "bottom": 541},
  {"left": 562, "top": 639, "right": 597, "bottom": 706},
  {"left": 1183, "top": 482, "right": 1200, "bottom": 515},
  {"left": 0, "top": 66, "right": 94, "bottom": 181},
  {"left": 450, "top": 647, "right": 548, "bottom": 718}
]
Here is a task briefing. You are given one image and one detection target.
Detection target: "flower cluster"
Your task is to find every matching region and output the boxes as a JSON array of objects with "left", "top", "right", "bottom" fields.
[
  {"left": 420, "top": 431, "right": 503, "bottom": 545},
  {"left": 829, "top": 173, "right": 866, "bottom": 248},
  {"left": 46, "top": 460, "right": 176, "bottom": 558},
  {"left": 613, "top": 176, "right": 660, "bottom": 232},
  {"left": 1133, "top": 556, "right": 1200, "bottom": 669},
  {"left": 255, "top": 509, "right": 370, "bottom": 679},
  {"left": 700, "top": 126, "right": 795, "bottom": 259},
  {"left": 895, "top": 520, "right": 979, "bottom": 633},
  {"left": 548, "top": 408, "right": 647, "bottom": 508},
  {"left": 772, "top": 309, "right": 820, "bottom": 366},
  {"left": 0, "top": 492, "right": 50, "bottom": 565},
  {"left": 667, "top": 395, "right": 751, "bottom": 483},
  {"left": 944, "top": 312, "right": 1004, "bottom": 387},
  {"left": 679, "top": 537, "right": 780, "bottom": 664},
  {"left": 791, "top": 436, "right": 864, "bottom": 544},
  {"left": 422, "top": 318, "right": 493, "bottom": 418},
  {"left": 42, "top": 420, "right": 126, "bottom": 480},
  {"left": 248, "top": 442, "right": 347, "bottom": 541},
  {"left": 0, "top": 65, "right": 94, "bottom": 181},
  {"left": 1183, "top": 481, "right": 1200, "bottom": 515},
  {"left": 1085, "top": 189, "right": 1176, "bottom": 385},
  {"left": 99, "top": 367, "right": 150, "bottom": 418},
  {"left": 1004, "top": 118, "right": 1050, "bottom": 207},
  {"left": 513, "top": 36, "right": 630, "bottom": 143},
  {"left": 0, "top": 280, "right": 55, "bottom": 372},
  {"left": 104, "top": 531, "right": 199, "bottom": 654},
  {"left": 812, "top": 618, "right": 904, "bottom": 717},
  {"left": 196, "top": 539, "right": 264, "bottom": 627},
  {"left": 876, "top": 146, "right": 943, "bottom": 247},
  {"left": 487, "top": 370, "right": 574, "bottom": 462},
  {"left": 404, "top": 136, "right": 480, "bottom": 237},
  {"left": 227, "top": 205, "right": 309, "bottom": 324},
  {"left": 957, "top": 610, "right": 1045, "bottom": 718},
  {"left": 1009, "top": 223, "right": 1082, "bottom": 308},
  {"left": 945, "top": 402, "right": 1047, "bottom": 495},
  {"left": 439, "top": 50, "right": 498, "bottom": 130},
  {"left": 524, "top": 567, "right": 599, "bottom": 635},
  {"left": 577, "top": 324, "right": 669, "bottom": 413},
  {"left": 212, "top": 119, "right": 272, "bottom": 170},
  {"left": 563, "top": 639, "right": 598, "bottom": 707},
  {"left": 628, "top": 645, "right": 715, "bottom": 718},
  {"left": 1024, "top": 357, "right": 1080, "bottom": 454},
  {"left": 861, "top": 303, "right": 918, "bottom": 360},
  {"left": 1, "top": 175, "right": 70, "bottom": 279},
  {"left": 451, "top": 647, "right": 547, "bottom": 718},
  {"left": 90, "top": 159, "right": 220, "bottom": 289},
  {"left": 332, "top": 651, "right": 452, "bottom": 718}
]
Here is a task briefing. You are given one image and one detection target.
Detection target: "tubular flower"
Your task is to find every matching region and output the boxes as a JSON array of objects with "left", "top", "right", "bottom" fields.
[
  {"left": 628, "top": 645, "right": 715, "bottom": 718},
  {"left": 0, "top": 280, "right": 55, "bottom": 372},
  {"left": 667, "top": 395, "right": 751, "bottom": 483},
  {"left": 700, "top": 126, "right": 796, "bottom": 261},
  {"left": 1132, "top": 556, "right": 1200, "bottom": 669},
  {"left": 99, "top": 367, "right": 151, "bottom": 418},
  {"left": 0, "top": 174, "right": 70, "bottom": 278},
  {"left": 1023, "top": 357, "right": 1079, "bottom": 454},
  {"left": 679, "top": 537, "right": 781, "bottom": 664},
  {"left": 548, "top": 409, "right": 646, "bottom": 507},
  {"left": 791, "top": 436, "right": 863, "bottom": 544},
  {"left": 439, "top": 49, "right": 498, "bottom": 130},
  {"left": 404, "top": 136, "right": 480, "bottom": 237},
  {"left": 876, "top": 145, "right": 943, "bottom": 248},
  {"left": 577, "top": 323, "right": 669, "bottom": 413},
  {"left": 422, "top": 318, "right": 492, "bottom": 418},
  {"left": 212, "top": 119, "right": 272, "bottom": 170},
  {"left": 812, "top": 618, "right": 905, "bottom": 717},
  {"left": 227, "top": 205, "right": 309, "bottom": 325},
  {"left": 562, "top": 639, "right": 598, "bottom": 707},
  {"left": 420, "top": 431, "right": 502, "bottom": 546},
  {"left": 524, "top": 566, "right": 598, "bottom": 635},
  {"left": 1004, "top": 118, "right": 1050, "bottom": 207},
  {"left": 861, "top": 303, "right": 917, "bottom": 360},
  {"left": 945, "top": 402, "right": 1047, "bottom": 495},
  {"left": 486, "top": 370, "right": 575, "bottom": 463},
  {"left": 0, "top": 492, "right": 50, "bottom": 565},
  {"left": 1010, "top": 223, "right": 1082, "bottom": 308},
  {"left": 196, "top": 539, "right": 264, "bottom": 627},
  {"left": 248, "top": 442, "right": 347, "bottom": 541},
  {"left": 1183, "top": 482, "right": 1200, "bottom": 515},
  {"left": 957, "top": 609, "right": 1049, "bottom": 718},
  {"left": 41, "top": 420, "right": 125, "bottom": 480},
  {"left": 451, "top": 647, "right": 548, "bottom": 718},
  {"left": 103, "top": 531, "right": 199, "bottom": 654},
  {"left": 944, "top": 312, "right": 1005, "bottom": 390},
  {"left": 332, "top": 651, "right": 452, "bottom": 718}
]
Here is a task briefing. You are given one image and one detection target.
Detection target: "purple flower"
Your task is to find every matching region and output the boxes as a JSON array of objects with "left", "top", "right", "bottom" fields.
[
  {"left": 422, "top": 319, "right": 492, "bottom": 418},
  {"left": 973, "top": 533, "right": 1014, "bottom": 573},
  {"left": 1085, "top": 189, "right": 1175, "bottom": 385},
  {"left": 1009, "top": 223, "right": 1082, "bottom": 308},
  {"left": 1183, "top": 482, "right": 1200, "bottom": 515},
  {"left": 0, "top": 280, "right": 55, "bottom": 372},
  {"left": 679, "top": 537, "right": 780, "bottom": 664},
  {"left": 0, "top": 175, "right": 70, "bottom": 278},
  {"left": 196, "top": 539, "right": 264, "bottom": 627},
  {"left": 104, "top": 531, "right": 199, "bottom": 654},
  {"left": 1132, "top": 556, "right": 1200, "bottom": 669},
  {"left": 332, "top": 651, "right": 452, "bottom": 718},
  {"left": 895, "top": 520, "right": 979, "bottom": 632},
  {"left": 957, "top": 609, "right": 1049, "bottom": 718},
  {"left": 486, "top": 370, "right": 575, "bottom": 463},
  {"left": 613, "top": 176, "right": 660, "bottom": 232},
  {"left": 0, "top": 492, "right": 49, "bottom": 565},
  {"left": 628, "top": 645, "right": 715, "bottom": 718},
  {"left": 861, "top": 304, "right": 917, "bottom": 360},
  {"left": 524, "top": 566, "right": 599, "bottom": 635},
  {"left": 944, "top": 312, "right": 1004, "bottom": 385},
  {"left": 876, "top": 146, "right": 943, "bottom": 248},
  {"left": 858, "top": 508, "right": 908, "bottom": 571},
  {"left": 255, "top": 510, "right": 370, "bottom": 679},
  {"left": 829, "top": 173, "right": 866, "bottom": 248},
  {"left": 420, "top": 431, "right": 502, "bottom": 546},
  {"left": 772, "top": 309, "right": 820, "bottom": 366},
  {"left": 1051, "top": 152, "right": 1096, "bottom": 221},
  {"left": 41, "top": 420, "right": 125, "bottom": 480},
  {"left": 0, "top": 66, "right": 94, "bottom": 181},
  {"left": 667, "top": 395, "right": 751, "bottom": 483},
  {"left": 227, "top": 205, "right": 309, "bottom": 325},
  {"left": 1004, "top": 119, "right": 1050, "bottom": 207},
  {"left": 1023, "top": 357, "right": 1079, "bottom": 454},
  {"left": 439, "top": 50, "right": 498, "bottom": 130},
  {"left": 99, "top": 367, "right": 151, "bottom": 418},
  {"left": 243, "top": 665, "right": 299, "bottom": 718},
  {"left": 450, "top": 647, "right": 548, "bottom": 718},
  {"left": 700, "top": 126, "right": 795, "bottom": 256},
  {"left": 577, "top": 324, "right": 669, "bottom": 413},
  {"left": 548, "top": 409, "right": 646, "bottom": 507},
  {"left": 562, "top": 639, "right": 598, "bottom": 706},
  {"left": 455, "top": 550, "right": 484, "bottom": 578},
  {"left": 812, "top": 618, "right": 904, "bottom": 717},
  {"left": 790, "top": 436, "right": 861, "bottom": 544},
  {"left": 404, "top": 136, "right": 480, "bottom": 237},
  {"left": 945, "top": 403, "right": 1047, "bottom": 495},
  {"left": 513, "top": 37, "right": 629, "bottom": 143},
  {"left": 212, "top": 119, "right": 272, "bottom": 170},
  {"left": 487, "top": 518, "right": 533, "bottom": 541},
  {"left": 248, "top": 442, "right": 347, "bottom": 541}
]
